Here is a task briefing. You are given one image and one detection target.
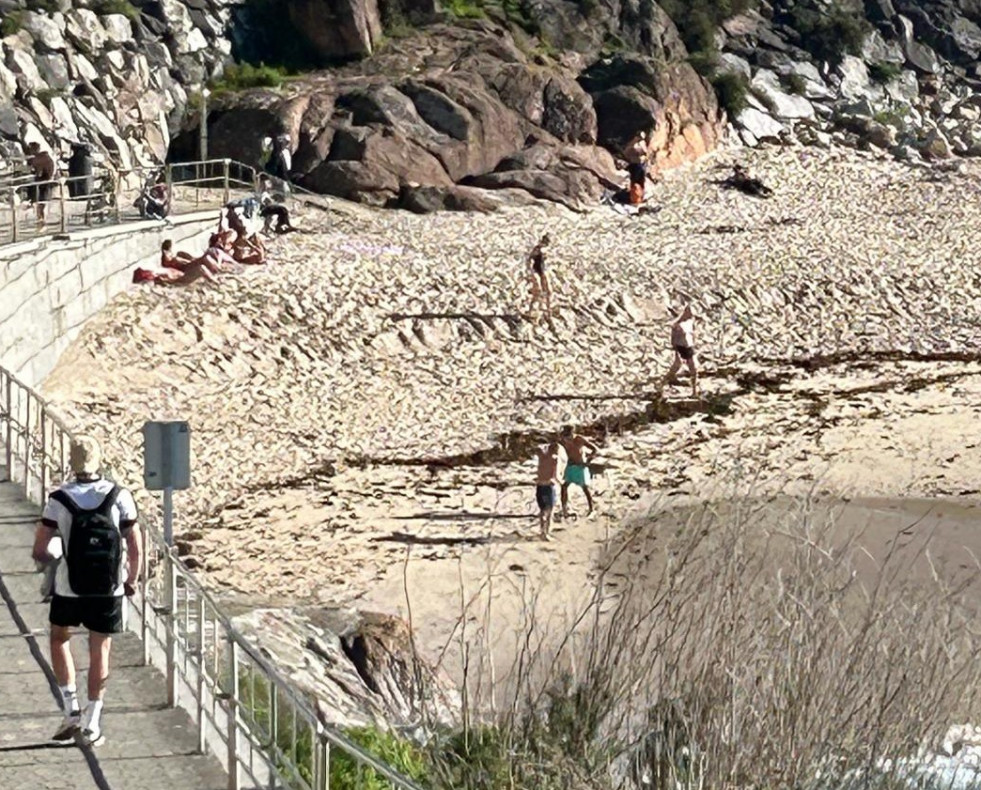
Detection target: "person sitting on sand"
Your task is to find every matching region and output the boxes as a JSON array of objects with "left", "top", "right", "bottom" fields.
[
  {"left": 230, "top": 232, "right": 266, "bottom": 265},
  {"left": 160, "top": 239, "right": 195, "bottom": 270},
  {"left": 560, "top": 425, "right": 599, "bottom": 518},
  {"left": 722, "top": 164, "right": 773, "bottom": 198},
  {"left": 534, "top": 440, "right": 566, "bottom": 540},
  {"left": 623, "top": 130, "right": 651, "bottom": 206},
  {"left": 204, "top": 232, "right": 239, "bottom": 269},
  {"left": 224, "top": 204, "right": 250, "bottom": 238},
  {"left": 525, "top": 233, "right": 552, "bottom": 322},
  {"left": 664, "top": 304, "right": 699, "bottom": 398}
]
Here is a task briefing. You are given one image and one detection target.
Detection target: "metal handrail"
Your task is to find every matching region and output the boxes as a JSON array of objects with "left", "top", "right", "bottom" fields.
[{"left": 0, "top": 359, "right": 426, "bottom": 789}]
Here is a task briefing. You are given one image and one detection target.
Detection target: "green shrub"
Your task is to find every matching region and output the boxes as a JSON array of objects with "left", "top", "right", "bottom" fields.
[
  {"left": 688, "top": 48, "right": 719, "bottom": 78},
  {"left": 209, "top": 62, "right": 288, "bottom": 93},
  {"left": 445, "top": 0, "right": 486, "bottom": 18},
  {"left": 0, "top": 9, "right": 25, "bottom": 35},
  {"left": 789, "top": 3, "right": 870, "bottom": 64},
  {"left": 783, "top": 72, "right": 808, "bottom": 95},
  {"left": 329, "top": 726, "right": 429, "bottom": 790},
  {"left": 660, "top": 0, "right": 757, "bottom": 58},
  {"left": 92, "top": 0, "right": 140, "bottom": 20},
  {"left": 869, "top": 60, "right": 902, "bottom": 84},
  {"left": 712, "top": 70, "right": 750, "bottom": 117},
  {"left": 26, "top": 0, "right": 61, "bottom": 13}
]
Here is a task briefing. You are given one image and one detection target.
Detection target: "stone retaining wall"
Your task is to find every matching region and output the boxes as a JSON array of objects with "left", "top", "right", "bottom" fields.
[{"left": 0, "top": 212, "right": 217, "bottom": 387}]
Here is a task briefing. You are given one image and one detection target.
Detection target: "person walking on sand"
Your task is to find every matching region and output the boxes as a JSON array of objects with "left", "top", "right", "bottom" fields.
[
  {"left": 560, "top": 425, "right": 599, "bottom": 518},
  {"left": 525, "top": 233, "right": 552, "bottom": 323},
  {"left": 31, "top": 436, "right": 141, "bottom": 746},
  {"left": 665, "top": 304, "right": 699, "bottom": 398},
  {"left": 624, "top": 130, "right": 650, "bottom": 206},
  {"left": 534, "top": 440, "right": 566, "bottom": 539}
]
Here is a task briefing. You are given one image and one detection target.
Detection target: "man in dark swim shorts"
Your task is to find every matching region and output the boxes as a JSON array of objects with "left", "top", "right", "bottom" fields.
[
  {"left": 665, "top": 304, "right": 699, "bottom": 398},
  {"left": 26, "top": 141, "right": 57, "bottom": 227},
  {"left": 534, "top": 440, "right": 565, "bottom": 539}
]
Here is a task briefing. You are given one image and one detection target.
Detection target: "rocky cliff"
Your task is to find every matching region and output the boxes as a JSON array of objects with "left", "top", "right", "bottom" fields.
[{"left": 3, "top": 0, "right": 981, "bottom": 206}]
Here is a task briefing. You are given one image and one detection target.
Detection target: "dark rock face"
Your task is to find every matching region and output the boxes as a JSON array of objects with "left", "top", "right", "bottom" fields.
[
  {"left": 287, "top": 0, "right": 384, "bottom": 60},
  {"left": 184, "top": 17, "right": 723, "bottom": 212}
]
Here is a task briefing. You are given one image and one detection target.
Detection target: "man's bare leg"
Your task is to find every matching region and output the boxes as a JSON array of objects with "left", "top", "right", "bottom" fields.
[
  {"left": 87, "top": 632, "right": 111, "bottom": 703},
  {"left": 686, "top": 357, "right": 699, "bottom": 397},
  {"left": 540, "top": 508, "right": 553, "bottom": 540},
  {"left": 583, "top": 486, "right": 594, "bottom": 515},
  {"left": 560, "top": 482, "right": 570, "bottom": 518},
  {"left": 50, "top": 625, "right": 75, "bottom": 688}
]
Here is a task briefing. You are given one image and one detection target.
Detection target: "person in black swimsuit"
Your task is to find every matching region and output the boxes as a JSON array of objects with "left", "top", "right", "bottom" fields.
[{"left": 526, "top": 233, "right": 552, "bottom": 322}]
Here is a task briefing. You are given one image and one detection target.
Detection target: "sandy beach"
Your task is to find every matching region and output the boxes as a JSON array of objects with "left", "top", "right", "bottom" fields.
[{"left": 41, "top": 144, "right": 981, "bottom": 690}]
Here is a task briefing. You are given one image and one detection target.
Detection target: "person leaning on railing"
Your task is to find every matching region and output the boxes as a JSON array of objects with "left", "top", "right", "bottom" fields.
[
  {"left": 31, "top": 435, "right": 141, "bottom": 747},
  {"left": 25, "top": 142, "right": 56, "bottom": 227}
]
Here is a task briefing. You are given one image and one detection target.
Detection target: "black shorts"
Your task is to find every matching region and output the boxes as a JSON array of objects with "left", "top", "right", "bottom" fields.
[
  {"left": 536, "top": 484, "right": 557, "bottom": 511},
  {"left": 627, "top": 162, "right": 647, "bottom": 186},
  {"left": 50, "top": 595, "right": 124, "bottom": 634},
  {"left": 673, "top": 344, "right": 695, "bottom": 361}
]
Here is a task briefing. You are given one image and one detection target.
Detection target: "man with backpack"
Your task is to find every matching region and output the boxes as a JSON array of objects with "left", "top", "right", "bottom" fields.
[{"left": 31, "top": 435, "right": 140, "bottom": 746}]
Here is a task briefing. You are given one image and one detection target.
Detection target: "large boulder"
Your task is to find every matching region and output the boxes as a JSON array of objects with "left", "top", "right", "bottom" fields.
[{"left": 286, "top": 0, "right": 383, "bottom": 59}]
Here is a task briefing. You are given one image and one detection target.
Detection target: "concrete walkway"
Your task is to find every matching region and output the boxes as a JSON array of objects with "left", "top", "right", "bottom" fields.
[{"left": 0, "top": 470, "right": 228, "bottom": 789}]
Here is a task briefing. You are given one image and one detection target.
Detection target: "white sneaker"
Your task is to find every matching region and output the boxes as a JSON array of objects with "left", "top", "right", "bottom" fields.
[
  {"left": 52, "top": 712, "right": 80, "bottom": 742},
  {"left": 80, "top": 724, "right": 104, "bottom": 747}
]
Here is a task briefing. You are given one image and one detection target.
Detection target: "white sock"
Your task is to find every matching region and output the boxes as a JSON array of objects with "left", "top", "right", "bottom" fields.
[
  {"left": 84, "top": 700, "right": 104, "bottom": 731},
  {"left": 60, "top": 685, "right": 79, "bottom": 716}
]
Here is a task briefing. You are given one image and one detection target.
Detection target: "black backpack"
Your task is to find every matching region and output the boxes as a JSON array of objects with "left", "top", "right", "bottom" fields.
[{"left": 51, "top": 486, "right": 122, "bottom": 597}]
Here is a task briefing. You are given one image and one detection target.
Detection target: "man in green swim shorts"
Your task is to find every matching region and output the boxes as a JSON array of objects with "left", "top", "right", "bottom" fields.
[{"left": 560, "top": 425, "right": 599, "bottom": 518}]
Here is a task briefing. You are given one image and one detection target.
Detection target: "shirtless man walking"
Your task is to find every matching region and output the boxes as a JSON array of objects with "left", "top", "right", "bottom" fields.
[
  {"left": 665, "top": 304, "right": 699, "bottom": 398},
  {"left": 560, "top": 425, "right": 599, "bottom": 518},
  {"left": 534, "top": 440, "right": 565, "bottom": 540}
]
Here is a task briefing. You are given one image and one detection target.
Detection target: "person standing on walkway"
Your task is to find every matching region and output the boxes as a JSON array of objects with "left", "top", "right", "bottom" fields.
[
  {"left": 560, "top": 425, "right": 599, "bottom": 518},
  {"left": 25, "top": 141, "right": 56, "bottom": 227},
  {"left": 31, "top": 435, "right": 141, "bottom": 746}
]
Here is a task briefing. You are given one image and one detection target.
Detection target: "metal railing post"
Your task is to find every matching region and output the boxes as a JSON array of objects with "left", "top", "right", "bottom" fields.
[
  {"left": 59, "top": 179, "right": 67, "bottom": 233},
  {"left": 140, "top": 533, "right": 150, "bottom": 667},
  {"left": 39, "top": 409, "right": 47, "bottom": 496},
  {"left": 3, "top": 374, "right": 11, "bottom": 479},
  {"left": 165, "top": 163, "right": 173, "bottom": 205},
  {"left": 9, "top": 188, "right": 17, "bottom": 243},
  {"left": 197, "top": 593, "right": 207, "bottom": 754},
  {"left": 22, "top": 394, "right": 30, "bottom": 496},
  {"left": 113, "top": 175, "right": 120, "bottom": 223},
  {"left": 227, "top": 638, "right": 241, "bottom": 790},
  {"left": 314, "top": 724, "right": 329, "bottom": 790},
  {"left": 222, "top": 159, "right": 230, "bottom": 204},
  {"left": 166, "top": 548, "right": 178, "bottom": 706}
]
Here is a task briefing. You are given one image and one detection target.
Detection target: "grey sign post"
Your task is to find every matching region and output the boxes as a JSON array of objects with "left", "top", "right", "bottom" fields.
[
  {"left": 142, "top": 421, "right": 191, "bottom": 545},
  {"left": 142, "top": 420, "right": 191, "bottom": 708}
]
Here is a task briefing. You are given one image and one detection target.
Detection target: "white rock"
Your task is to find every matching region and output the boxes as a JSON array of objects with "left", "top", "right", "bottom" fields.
[
  {"left": 736, "top": 106, "right": 784, "bottom": 140},
  {"left": 102, "top": 14, "right": 133, "bottom": 45},
  {"left": 5, "top": 48, "right": 46, "bottom": 94},
  {"left": 35, "top": 52, "right": 70, "bottom": 90},
  {"left": 65, "top": 9, "right": 107, "bottom": 53},
  {"left": 837, "top": 56, "right": 884, "bottom": 103},
  {"left": 719, "top": 52, "right": 751, "bottom": 80},
  {"left": 22, "top": 11, "right": 66, "bottom": 51},
  {"left": 751, "top": 69, "right": 816, "bottom": 120}
]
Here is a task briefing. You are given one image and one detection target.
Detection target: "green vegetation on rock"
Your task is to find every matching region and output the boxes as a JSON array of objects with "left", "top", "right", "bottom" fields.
[
  {"left": 208, "top": 62, "right": 289, "bottom": 94},
  {"left": 789, "top": 2, "right": 870, "bottom": 63},
  {"left": 711, "top": 70, "right": 750, "bottom": 116},
  {"left": 869, "top": 60, "right": 903, "bottom": 84},
  {"left": 91, "top": 0, "right": 140, "bottom": 20},
  {"left": 329, "top": 727, "right": 429, "bottom": 790},
  {"left": 0, "top": 10, "right": 25, "bottom": 35}
]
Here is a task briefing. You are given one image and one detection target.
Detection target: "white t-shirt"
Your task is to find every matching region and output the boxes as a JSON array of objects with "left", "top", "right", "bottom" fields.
[{"left": 41, "top": 478, "right": 138, "bottom": 598}]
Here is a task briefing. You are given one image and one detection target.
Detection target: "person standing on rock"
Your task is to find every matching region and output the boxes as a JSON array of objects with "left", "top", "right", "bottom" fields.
[
  {"left": 664, "top": 304, "right": 699, "bottom": 398},
  {"left": 31, "top": 436, "right": 141, "bottom": 746},
  {"left": 534, "top": 440, "right": 566, "bottom": 540},
  {"left": 525, "top": 233, "right": 552, "bottom": 323},
  {"left": 560, "top": 425, "right": 599, "bottom": 518}
]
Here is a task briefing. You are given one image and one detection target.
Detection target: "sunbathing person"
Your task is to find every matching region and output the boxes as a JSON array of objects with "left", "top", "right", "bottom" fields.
[
  {"left": 160, "top": 239, "right": 195, "bottom": 270},
  {"left": 231, "top": 232, "right": 266, "bottom": 265}
]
